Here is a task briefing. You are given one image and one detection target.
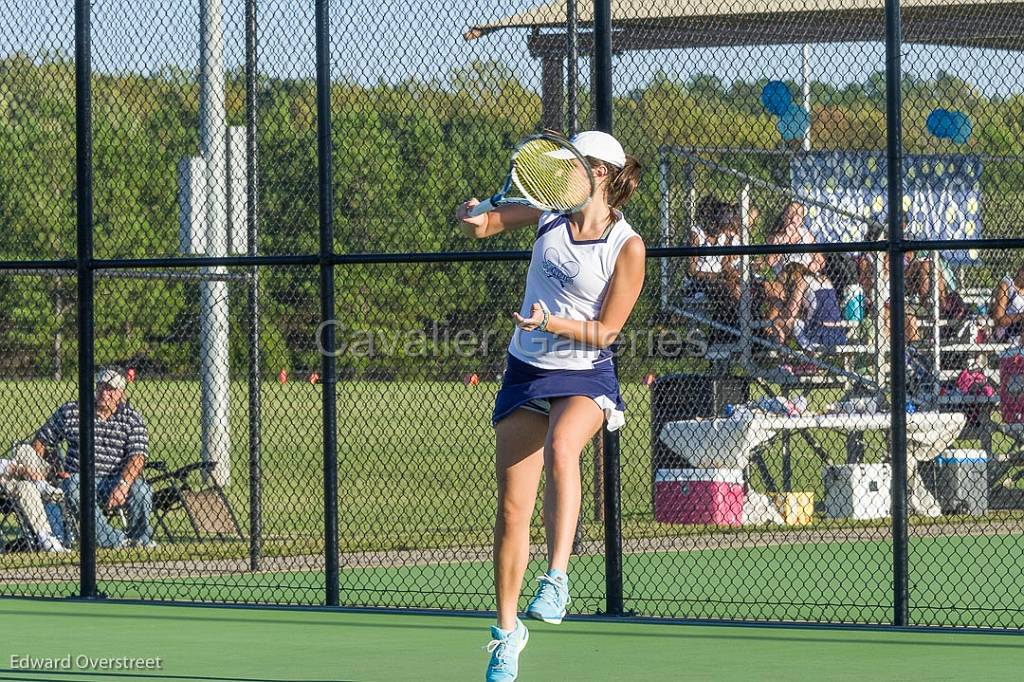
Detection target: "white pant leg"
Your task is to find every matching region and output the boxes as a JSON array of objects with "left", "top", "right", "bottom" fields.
[{"left": 2, "top": 479, "right": 53, "bottom": 538}]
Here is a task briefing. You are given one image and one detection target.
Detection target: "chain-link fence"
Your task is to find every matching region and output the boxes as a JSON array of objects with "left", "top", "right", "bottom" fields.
[{"left": 2, "top": 0, "right": 1024, "bottom": 631}]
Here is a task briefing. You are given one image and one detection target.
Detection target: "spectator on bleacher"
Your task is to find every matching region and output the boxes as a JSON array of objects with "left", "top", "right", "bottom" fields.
[
  {"left": 823, "top": 251, "right": 859, "bottom": 308},
  {"left": 0, "top": 443, "right": 67, "bottom": 552},
  {"left": 856, "top": 221, "right": 887, "bottom": 308},
  {"left": 763, "top": 200, "right": 858, "bottom": 303},
  {"left": 991, "top": 264, "right": 1024, "bottom": 343},
  {"left": 687, "top": 195, "right": 742, "bottom": 304},
  {"left": 686, "top": 197, "right": 763, "bottom": 346},
  {"left": 768, "top": 262, "right": 847, "bottom": 350},
  {"left": 766, "top": 202, "right": 824, "bottom": 277},
  {"left": 31, "top": 366, "right": 155, "bottom": 549},
  {"left": 761, "top": 202, "right": 837, "bottom": 327},
  {"left": 856, "top": 226, "right": 920, "bottom": 342},
  {"left": 906, "top": 251, "right": 969, "bottom": 327}
]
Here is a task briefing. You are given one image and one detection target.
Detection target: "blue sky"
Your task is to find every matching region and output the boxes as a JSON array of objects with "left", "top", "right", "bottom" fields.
[{"left": 5, "top": 0, "right": 1022, "bottom": 97}]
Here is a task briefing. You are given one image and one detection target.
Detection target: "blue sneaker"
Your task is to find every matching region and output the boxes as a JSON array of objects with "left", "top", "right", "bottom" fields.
[
  {"left": 525, "top": 570, "right": 570, "bottom": 624},
  {"left": 484, "top": 619, "right": 528, "bottom": 682}
]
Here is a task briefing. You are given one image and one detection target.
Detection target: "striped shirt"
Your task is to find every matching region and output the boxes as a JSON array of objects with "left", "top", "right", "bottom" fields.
[{"left": 35, "top": 402, "right": 149, "bottom": 477}]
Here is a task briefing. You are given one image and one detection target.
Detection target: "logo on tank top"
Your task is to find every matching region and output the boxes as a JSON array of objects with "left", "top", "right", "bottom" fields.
[{"left": 542, "top": 248, "right": 580, "bottom": 287}]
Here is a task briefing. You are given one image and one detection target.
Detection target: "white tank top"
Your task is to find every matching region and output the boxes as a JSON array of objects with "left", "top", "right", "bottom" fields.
[
  {"left": 508, "top": 211, "right": 642, "bottom": 370},
  {"left": 692, "top": 225, "right": 739, "bottom": 274}
]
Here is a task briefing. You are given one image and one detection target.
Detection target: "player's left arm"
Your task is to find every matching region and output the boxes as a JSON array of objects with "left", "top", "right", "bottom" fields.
[{"left": 515, "top": 237, "right": 645, "bottom": 348}]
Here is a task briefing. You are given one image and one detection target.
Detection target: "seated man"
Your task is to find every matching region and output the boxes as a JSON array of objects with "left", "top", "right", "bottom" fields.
[
  {"left": 0, "top": 443, "right": 68, "bottom": 552},
  {"left": 991, "top": 263, "right": 1024, "bottom": 343},
  {"left": 31, "top": 366, "right": 154, "bottom": 548}
]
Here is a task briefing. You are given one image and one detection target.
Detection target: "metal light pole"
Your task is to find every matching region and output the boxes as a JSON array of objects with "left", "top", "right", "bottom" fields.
[{"left": 199, "top": 0, "right": 232, "bottom": 486}]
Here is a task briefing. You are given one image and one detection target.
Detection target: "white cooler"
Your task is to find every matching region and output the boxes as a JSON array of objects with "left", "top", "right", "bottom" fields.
[{"left": 823, "top": 463, "right": 891, "bottom": 520}]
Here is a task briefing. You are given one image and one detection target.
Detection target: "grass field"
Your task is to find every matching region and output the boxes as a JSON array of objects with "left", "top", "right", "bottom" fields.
[
  {"left": 3, "top": 378, "right": 1005, "bottom": 544},
  {"left": 2, "top": 377, "right": 742, "bottom": 557},
  {"left": 1, "top": 598, "right": 1023, "bottom": 682},
  {"left": 3, "top": 379, "right": 1024, "bottom": 629}
]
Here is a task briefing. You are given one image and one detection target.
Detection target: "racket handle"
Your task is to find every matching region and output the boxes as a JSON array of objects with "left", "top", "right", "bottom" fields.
[{"left": 467, "top": 197, "right": 496, "bottom": 218}]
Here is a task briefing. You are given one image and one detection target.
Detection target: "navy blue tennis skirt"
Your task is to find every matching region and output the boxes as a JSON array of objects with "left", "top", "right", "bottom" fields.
[{"left": 491, "top": 353, "right": 626, "bottom": 430}]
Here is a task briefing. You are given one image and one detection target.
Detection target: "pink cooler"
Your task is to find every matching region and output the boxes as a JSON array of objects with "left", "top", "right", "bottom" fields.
[
  {"left": 1000, "top": 349, "right": 1024, "bottom": 423},
  {"left": 654, "top": 468, "right": 745, "bottom": 526}
]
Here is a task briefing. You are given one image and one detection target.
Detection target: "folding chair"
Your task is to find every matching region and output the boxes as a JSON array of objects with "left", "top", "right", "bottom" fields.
[
  {"left": 0, "top": 487, "right": 35, "bottom": 552},
  {"left": 146, "top": 460, "right": 244, "bottom": 543}
]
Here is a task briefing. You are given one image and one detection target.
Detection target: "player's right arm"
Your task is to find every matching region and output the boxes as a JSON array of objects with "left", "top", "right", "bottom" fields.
[{"left": 457, "top": 199, "right": 542, "bottom": 239}]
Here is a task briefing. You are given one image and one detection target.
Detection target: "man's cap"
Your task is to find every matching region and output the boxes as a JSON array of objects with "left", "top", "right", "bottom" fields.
[
  {"left": 548, "top": 130, "right": 626, "bottom": 169},
  {"left": 96, "top": 367, "right": 127, "bottom": 391}
]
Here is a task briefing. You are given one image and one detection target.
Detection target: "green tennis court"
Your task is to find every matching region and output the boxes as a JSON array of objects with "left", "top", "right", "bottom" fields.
[
  {"left": 8, "top": 533, "right": 1024, "bottom": 627},
  {"left": 1, "top": 598, "right": 1022, "bottom": 681}
]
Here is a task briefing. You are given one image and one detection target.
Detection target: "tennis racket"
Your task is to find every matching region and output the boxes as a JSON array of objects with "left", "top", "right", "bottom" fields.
[{"left": 467, "top": 133, "right": 594, "bottom": 217}]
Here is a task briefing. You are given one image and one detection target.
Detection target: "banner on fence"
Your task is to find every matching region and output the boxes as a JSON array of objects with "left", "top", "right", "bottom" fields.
[{"left": 791, "top": 151, "right": 983, "bottom": 261}]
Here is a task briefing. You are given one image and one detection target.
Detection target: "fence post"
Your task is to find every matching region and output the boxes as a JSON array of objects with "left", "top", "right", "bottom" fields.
[
  {"left": 592, "top": 0, "right": 625, "bottom": 617},
  {"left": 74, "top": 0, "right": 98, "bottom": 600},
  {"left": 884, "top": 0, "right": 909, "bottom": 627},
  {"left": 245, "top": 0, "right": 264, "bottom": 573},
  {"left": 593, "top": 0, "right": 613, "bottom": 133},
  {"left": 566, "top": 0, "right": 579, "bottom": 135},
  {"left": 315, "top": 0, "right": 340, "bottom": 607}
]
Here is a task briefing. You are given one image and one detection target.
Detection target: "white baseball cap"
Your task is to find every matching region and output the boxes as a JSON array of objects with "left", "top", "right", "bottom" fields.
[
  {"left": 96, "top": 368, "right": 127, "bottom": 391},
  {"left": 549, "top": 130, "right": 626, "bottom": 168}
]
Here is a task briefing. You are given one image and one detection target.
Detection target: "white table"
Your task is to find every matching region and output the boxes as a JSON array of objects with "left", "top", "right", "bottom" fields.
[{"left": 659, "top": 411, "right": 966, "bottom": 517}]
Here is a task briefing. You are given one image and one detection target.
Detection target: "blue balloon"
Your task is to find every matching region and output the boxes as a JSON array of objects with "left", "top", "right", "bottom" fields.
[
  {"left": 777, "top": 104, "right": 810, "bottom": 141},
  {"left": 761, "top": 81, "right": 793, "bottom": 116},
  {"left": 927, "top": 108, "right": 973, "bottom": 143},
  {"left": 926, "top": 108, "right": 950, "bottom": 138},
  {"left": 949, "top": 111, "right": 972, "bottom": 144}
]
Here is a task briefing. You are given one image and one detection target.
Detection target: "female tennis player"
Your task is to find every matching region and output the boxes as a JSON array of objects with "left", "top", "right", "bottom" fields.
[{"left": 457, "top": 130, "right": 644, "bottom": 682}]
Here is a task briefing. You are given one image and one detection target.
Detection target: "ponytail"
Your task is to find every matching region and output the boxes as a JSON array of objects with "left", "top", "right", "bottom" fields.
[{"left": 605, "top": 154, "right": 641, "bottom": 209}]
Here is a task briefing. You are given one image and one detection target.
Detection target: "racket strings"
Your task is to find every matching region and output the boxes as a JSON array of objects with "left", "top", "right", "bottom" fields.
[{"left": 512, "top": 139, "right": 592, "bottom": 212}]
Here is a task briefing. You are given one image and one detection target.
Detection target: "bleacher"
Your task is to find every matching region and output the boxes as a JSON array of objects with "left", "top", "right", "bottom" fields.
[{"left": 655, "top": 146, "right": 1024, "bottom": 515}]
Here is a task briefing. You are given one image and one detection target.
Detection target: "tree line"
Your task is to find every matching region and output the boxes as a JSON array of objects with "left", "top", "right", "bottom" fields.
[{"left": 0, "top": 53, "right": 1018, "bottom": 380}]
